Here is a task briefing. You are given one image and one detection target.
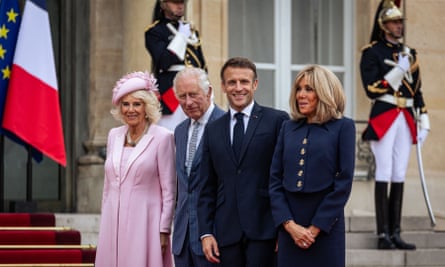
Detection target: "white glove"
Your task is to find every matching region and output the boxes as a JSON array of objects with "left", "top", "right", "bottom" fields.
[
  {"left": 397, "top": 54, "right": 410, "bottom": 72},
  {"left": 167, "top": 31, "right": 187, "bottom": 60},
  {"left": 166, "top": 22, "right": 199, "bottom": 61},
  {"left": 417, "top": 113, "right": 430, "bottom": 146},
  {"left": 383, "top": 54, "right": 411, "bottom": 91},
  {"left": 419, "top": 113, "right": 430, "bottom": 130},
  {"left": 417, "top": 128, "right": 429, "bottom": 145},
  {"left": 384, "top": 67, "right": 403, "bottom": 91},
  {"left": 178, "top": 21, "right": 191, "bottom": 38}
]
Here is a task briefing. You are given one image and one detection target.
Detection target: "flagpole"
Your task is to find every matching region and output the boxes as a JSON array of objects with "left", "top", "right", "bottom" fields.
[
  {"left": 26, "top": 145, "right": 32, "bottom": 202},
  {"left": 0, "top": 135, "right": 4, "bottom": 212},
  {"left": 11, "top": 145, "right": 37, "bottom": 212}
]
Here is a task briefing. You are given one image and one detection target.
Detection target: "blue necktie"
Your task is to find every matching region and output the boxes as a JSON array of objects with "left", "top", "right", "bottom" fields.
[
  {"left": 232, "top": 112, "right": 244, "bottom": 160},
  {"left": 186, "top": 121, "right": 200, "bottom": 176}
]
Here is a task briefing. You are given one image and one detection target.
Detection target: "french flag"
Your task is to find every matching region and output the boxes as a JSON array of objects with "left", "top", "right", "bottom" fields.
[{"left": 2, "top": 0, "right": 66, "bottom": 166}]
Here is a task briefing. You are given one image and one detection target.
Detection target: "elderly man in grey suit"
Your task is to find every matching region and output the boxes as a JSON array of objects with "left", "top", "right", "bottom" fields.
[{"left": 172, "top": 67, "right": 225, "bottom": 267}]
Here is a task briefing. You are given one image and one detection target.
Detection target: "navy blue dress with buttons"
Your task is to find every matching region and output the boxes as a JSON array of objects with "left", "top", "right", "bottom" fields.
[{"left": 269, "top": 117, "right": 356, "bottom": 267}]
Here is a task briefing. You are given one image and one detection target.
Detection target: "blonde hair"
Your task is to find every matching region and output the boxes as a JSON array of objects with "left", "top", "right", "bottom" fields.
[
  {"left": 289, "top": 65, "right": 345, "bottom": 123},
  {"left": 110, "top": 89, "right": 162, "bottom": 124}
]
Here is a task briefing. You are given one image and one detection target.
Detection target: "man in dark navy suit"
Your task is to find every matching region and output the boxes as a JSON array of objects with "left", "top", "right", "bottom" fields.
[{"left": 198, "top": 57, "right": 289, "bottom": 266}]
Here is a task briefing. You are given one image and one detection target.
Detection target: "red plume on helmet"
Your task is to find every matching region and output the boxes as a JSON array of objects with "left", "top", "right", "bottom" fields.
[{"left": 369, "top": 0, "right": 403, "bottom": 43}]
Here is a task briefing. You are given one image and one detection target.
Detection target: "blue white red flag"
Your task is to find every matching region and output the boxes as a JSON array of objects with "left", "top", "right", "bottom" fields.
[
  {"left": 0, "top": 0, "right": 42, "bottom": 161},
  {"left": 2, "top": 0, "right": 66, "bottom": 166}
]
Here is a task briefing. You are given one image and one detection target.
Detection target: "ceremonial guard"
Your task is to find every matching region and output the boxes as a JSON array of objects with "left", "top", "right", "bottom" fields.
[
  {"left": 145, "top": 0, "right": 207, "bottom": 130},
  {"left": 359, "top": 0, "right": 430, "bottom": 250}
]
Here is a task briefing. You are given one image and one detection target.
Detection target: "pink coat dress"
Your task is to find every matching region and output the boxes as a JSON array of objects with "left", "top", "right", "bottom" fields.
[{"left": 95, "top": 124, "right": 176, "bottom": 267}]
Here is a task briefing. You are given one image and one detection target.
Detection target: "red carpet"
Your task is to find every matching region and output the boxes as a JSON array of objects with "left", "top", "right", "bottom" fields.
[
  {"left": 0, "top": 249, "right": 94, "bottom": 264},
  {"left": 0, "top": 213, "right": 55, "bottom": 227},
  {"left": 0, "top": 213, "right": 95, "bottom": 265},
  {"left": 0, "top": 229, "right": 81, "bottom": 245}
]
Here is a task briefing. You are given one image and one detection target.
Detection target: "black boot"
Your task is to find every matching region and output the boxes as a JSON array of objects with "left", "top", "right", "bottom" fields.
[
  {"left": 375, "top": 182, "right": 396, "bottom": 250},
  {"left": 389, "top": 182, "right": 416, "bottom": 250}
]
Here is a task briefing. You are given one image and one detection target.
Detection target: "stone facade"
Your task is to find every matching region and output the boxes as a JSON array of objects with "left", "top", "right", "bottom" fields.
[{"left": 77, "top": 0, "right": 445, "bottom": 220}]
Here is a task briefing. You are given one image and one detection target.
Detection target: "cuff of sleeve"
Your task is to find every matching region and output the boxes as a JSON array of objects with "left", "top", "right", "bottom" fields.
[{"left": 200, "top": 234, "right": 214, "bottom": 240}]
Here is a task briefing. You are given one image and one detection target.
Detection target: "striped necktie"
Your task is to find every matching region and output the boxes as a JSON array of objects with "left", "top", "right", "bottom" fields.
[{"left": 186, "top": 121, "right": 200, "bottom": 176}]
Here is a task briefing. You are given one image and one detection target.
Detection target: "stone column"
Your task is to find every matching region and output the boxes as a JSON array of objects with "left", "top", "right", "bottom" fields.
[
  {"left": 77, "top": 141, "right": 104, "bottom": 213},
  {"left": 76, "top": 0, "right": 123, "bottom": 212},
  {"left": 122, "top": 0, "right": 155, "bottom": 72}
]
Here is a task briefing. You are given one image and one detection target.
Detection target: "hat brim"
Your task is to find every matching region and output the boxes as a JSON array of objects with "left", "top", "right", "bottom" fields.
[{"left": 112, "top": 78, "right": 147, "bottom": 105}]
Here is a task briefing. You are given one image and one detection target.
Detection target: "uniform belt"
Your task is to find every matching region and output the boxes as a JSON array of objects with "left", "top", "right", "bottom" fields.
[
  {"left": 377, "top": 94, "right": 413, "bottom": 108},
  {"left": 168, "top": 65, "right": 186, "bottom": 72}
]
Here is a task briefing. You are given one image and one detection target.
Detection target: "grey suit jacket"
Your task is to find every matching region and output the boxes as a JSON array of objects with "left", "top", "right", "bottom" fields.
[{"left": 172, "top": 105, "right": 225, "bottom": 255}]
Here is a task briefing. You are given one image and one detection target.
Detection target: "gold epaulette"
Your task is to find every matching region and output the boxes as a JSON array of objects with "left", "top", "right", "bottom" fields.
[
  {"left": 145, "top": 20, "right": 160, "bottom": 31},
  {"left": 360, "top": 41, "right": 378, "bottom": 52}
]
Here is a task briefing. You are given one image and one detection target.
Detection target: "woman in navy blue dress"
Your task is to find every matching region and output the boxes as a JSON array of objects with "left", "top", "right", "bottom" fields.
[{"left": 269, "top": 65, "right": 356, "bottom": 267}]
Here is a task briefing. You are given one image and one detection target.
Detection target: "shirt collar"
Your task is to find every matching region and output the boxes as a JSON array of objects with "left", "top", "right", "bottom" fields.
[
  {"left": 192, "top": 102, "right": 215, "bottom": 125},
  {"left": 229, "top": 101, "right": 254, "bottom": 119}
]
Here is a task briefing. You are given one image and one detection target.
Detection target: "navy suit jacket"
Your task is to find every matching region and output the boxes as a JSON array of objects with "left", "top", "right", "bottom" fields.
[
  {"left": 269, "top": 118, "right": 356, "bottom": 233},
  {"left": 172, "top": 105, "right": 225, "bottom": 256},
  {"left": 198, "top": 103, "right": 289, "bottom": 247}
]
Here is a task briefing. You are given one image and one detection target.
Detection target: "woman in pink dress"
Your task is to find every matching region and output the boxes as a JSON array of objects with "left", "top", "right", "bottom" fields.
[{"left": 95, "top": 71, "right": 176, "bottom": 267}]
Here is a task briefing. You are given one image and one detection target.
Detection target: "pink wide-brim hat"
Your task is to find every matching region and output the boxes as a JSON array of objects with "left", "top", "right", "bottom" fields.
[{"left": 112, "top": 71, "right": 159, "bottom": 105}]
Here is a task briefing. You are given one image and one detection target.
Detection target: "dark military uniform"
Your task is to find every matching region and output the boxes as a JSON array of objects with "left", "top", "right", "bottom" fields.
[
  {"left": 360, "top": 0, "right": 426, "bottom": 251},
  {"left": 145, "top": 18, "right": 207, "bottom": 115},
  {"left": 360, "top": 35, "right": 426, "bottom": 251},
  {"left": 360, "top": 38, "right": 427, "bottom": 143}
]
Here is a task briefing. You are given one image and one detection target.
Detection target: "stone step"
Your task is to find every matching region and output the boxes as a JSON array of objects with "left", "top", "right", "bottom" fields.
[
  {"left": 346, "top": 249, "right": 445, "bottom": 267},
  {"left": 55, "top": 214, "right": 445, "bottom": 251},
  {"left": 347, "top": 231, "right": 445, "bottom": 249},
  {"left": 346, "top": 216, "right": 437, "bottom": 233},
  {"left": 54, "top": 213, "right": 445, "bottom": 266},
  {"left": 346, "top": 216, "right": 445, "bottom": 266},
  {"left": 55, "top": 214, "right": 100, "bottom": 245}
]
